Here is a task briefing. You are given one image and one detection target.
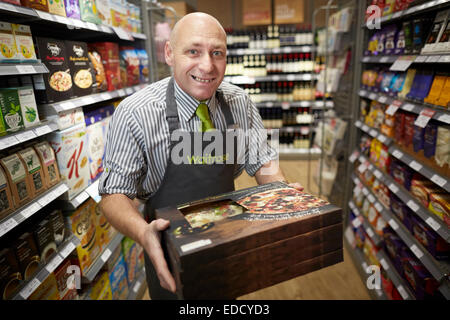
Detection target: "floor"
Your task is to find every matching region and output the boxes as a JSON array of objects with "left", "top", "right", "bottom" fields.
[{"left": 142, "top": 160, "right": 371, "bottom": 300}]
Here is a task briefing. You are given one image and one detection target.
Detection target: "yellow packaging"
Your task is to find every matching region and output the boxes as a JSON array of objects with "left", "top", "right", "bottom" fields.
[
  {"left": 12, "top": 24, "right": 37, "bottom": 62},
  {"left": 424, "top": 75, "right": 446, "bottom": 105},
  {"left": 28, "top": 273, "right": 60, "bottom": 300},
  {"left": 428, "top": 193, "right": 450, "bottom": 226},
  {"left": 48, "top": 0, "right": 67, "bottom": 16},
  {"left": 64, "top": 199, "right": 100, "bottom": 275},
  {"left": 93, "top": 200, "right": 117, "bottom": 251},
  {"left": 435, "top": 76, "right": 450, "bottom": 108},
  {"left": 398, "top": 69, "right": 416, "bottom": 99},
  {"left": 0, "top": 21, "right": 19, "bottom": 62},
  {"left": 89, "top": 271, "right": 112, "bottom": 300}
]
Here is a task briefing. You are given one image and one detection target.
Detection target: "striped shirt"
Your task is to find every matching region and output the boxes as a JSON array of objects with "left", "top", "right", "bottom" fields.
[{"left": 98, "top": 77, "right": 278, "bottom": 200}]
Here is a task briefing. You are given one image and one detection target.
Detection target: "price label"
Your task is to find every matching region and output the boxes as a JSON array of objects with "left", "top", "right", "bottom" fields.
[
  {"left": 388, "top": 219, "right": 399, "bottom": 230},
  {"left": 369, "top": 129, "right": 378, "bottom": 137},
  {"left": 414, "top": 108, "right": 436, "bottom": 128},
  {"left": 354, "top": 186, "right": 362, "bottom": 198},
  {"left": 133, "top": 280, "right": 142, "bottom": 293},
  {"left": 112, "top": 26, "right": 132, "bottom": 40},
  {"left": 272, "top": 75, "right": 280, "bottom": 81},
  {"left": 36, "top": 10, "right": 54, "bottom": 21},
  {"left": 273, "top": 48, "right": 281, "bottom": 54},
  {"left": 375, "top": 202, "right": 383, "bottom": 212},
  {"left": 349, "top": 150, "right": 359, "bottom": 163},
  {"left": 380, "top": 258, "right": 389, "bottom": 270},
  {"left": 72, "top": 19, "right": 85, "bottom": 28},
  {"left": 362, "top": 262, "right": 368, "bottom": 271},
  {"left": 378, "top": 96, "right": 388, "bottom": 104},
  {"left": 402, "top": 103, "right": 415, "bottom": 112},
  {"left": 117, "top": 89, "right": 126, "bottom": 96},
  {"left": 16, "top": 65, "right": 36, "bottom": 74},
  {"left": 359, "top": 90, "right": 367, "bottom": 96},
  {"left": 392, "top": 149, "right": 404, "bottom": 159},
  {"left": 386, "top": 100, "right": 402, "bottom": 116},
  {"left": 20, "top": 278, "right": 41, "bottom": 299},
  {"left": 438, "top": 55, "right": 450, "bottom": 63},
  {"left": 15, "top": 130, "right": 37, "bottom": 142},
  {"left": 281, "top": 102, "right": 290, "bottom": 110},
  {"left": 125, "top": 88, "right": 134, "bottom": 95},
  {"left": 426, "top": 55, "right": 440, "bottom": 63},
  {"left": 60, "top": 242, "right": 76, "bottom": 258},
  {"left": 392, "top": 11, "right": 402, "bottom": 19},
  {"left": 59, "top": 101, "right": 76, "bottom": 111},
  {"left": 54, "top": 15, "right": 69, "bottom": 25},
  {"left": 358, "top": 162, "right": 369, "bottom": 173},
  {"left": 362, "top": 188, "right": 369, "bottom": 196},
  {"left": 33, "top": 125, "right": 52, "bottom": 136},
  {"left": 430, "top": 174, "right": 446, "bottom": 188},
  {"left": 410, "top": 244, "right": 423, "bottom": 259},
  {"left": 362, "top": 124, "right": 370, "bottom": 132},
  {"left": 101, "top": 248, "right": 112, "bottom": 262},
  {"left": 100, "top": 93, "right": 112, "bottom": 100},
  {"left": 0, "top": 135, "right": 19, "bottom": 150},
  {"left": 426, "top": 217, "right": 441, "bottom": 232},
  {"left": 100, "top": 25, "right": 111, "bottom": 33},
  {"left": 415, "top": 55, "right": 428, "bottom": 63},
  {"left": 0, "top": 218, "right": 18, "bottom": 237},
  {"left": 409, "top": 160, "right": 423, "bottom": 172},
  {"left": 369, "top": 93, "right": 377, "bottom": 100},
  {"left": 0, "top": 2, "right": 18, "bottom": 12},
  {"left": 286, "top": 75, "right": 295, "bottom": 81},
  {"left": 374, "top": 170, "right": 382, "bottom": 179},
  {"left": 82, "top": 96, "right": 96, "bottom": 105},
  {"left": 390, "top": 56, "right": 415, "bottom": 71},
  {"left": 21, "top": 203, "right": 41, "bottom": 219},
  {"left": 266, "top": 102, "right": 274, "bottom": 108},
  {"left": 407, "top": 200, "right": 419, "bottom": 212},
  {"left": 389, "top": 183, "right": 399, "bottom": 193},
  {"left": 38, "top": 193, "right": 55, "bottom": 207},
  {"left": 362, "top": 56, "right": 370, "bottom": 62},
  {"left": 366, "top": 227, "right": 375, "bottom": 239},
  {"left": 397, "top": 285, "right": 409, "bottom": 300},
  {"left": 380, "top": 56, "right": 390, "bottom": 63},
  {"left": 45, "top": 255, "right": 63, "bottom": 273},
  {"left": 437, "top": 114, "right": 450, "bottom": 124},
  {"left": 56, "top": 184, "right": 69, "bottom": 195},
  {"left": 368, "top": 194, "right": 376, "bottom": 203}
]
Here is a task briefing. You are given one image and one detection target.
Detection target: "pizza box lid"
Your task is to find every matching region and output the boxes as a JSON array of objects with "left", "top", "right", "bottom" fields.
[{"left": 155, "top": 182, "right": 342, "bottom": 269}]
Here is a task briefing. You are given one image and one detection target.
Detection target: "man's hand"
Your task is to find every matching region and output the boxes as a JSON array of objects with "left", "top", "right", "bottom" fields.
[
  {"left": 142, "top": 218, "right": 176, "bottom": 293},
  {"left": 288, "top": 182, "right": 304, "bottom": 192}
]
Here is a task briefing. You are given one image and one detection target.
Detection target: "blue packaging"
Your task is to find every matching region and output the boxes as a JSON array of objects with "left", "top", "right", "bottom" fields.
[{"left": 108, "top": 254, "right": 129, "bottom": 300}]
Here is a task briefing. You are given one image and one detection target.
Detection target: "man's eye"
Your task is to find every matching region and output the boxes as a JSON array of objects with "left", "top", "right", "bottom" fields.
[
  {"left": 213, "top": 51, "right": 223, "bottom": 56},
  {"left": 189, "top": 49, "right": 197, "bottom": 55}
]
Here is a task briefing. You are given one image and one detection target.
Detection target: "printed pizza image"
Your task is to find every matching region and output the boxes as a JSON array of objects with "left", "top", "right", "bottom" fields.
[
  {"left": 237, "top": 188, "right": 329, "bottom": 214},
  {"left": 74, "top": 69, "right": 93, "bottom": 89},
  {"left": 184, "top": 202, "right": 245, "bottom": 228},
  {"left": 49, "top": 71, "right": 72, "bottom": 92}
]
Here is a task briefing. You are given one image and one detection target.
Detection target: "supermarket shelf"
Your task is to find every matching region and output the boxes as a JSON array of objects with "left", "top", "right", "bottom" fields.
[
  {"left": 0, "top": 62, "right": 49, "bottom": 76},
  {"left": 0, "top": 1, "right": 37, "bottom": 17},
  {"left": 352, "top": 173, "right": 450, "bottom": 284},
  {"left": 364, "top": 0, "right": 450, "bottom": 27},
  {"left": 0, "top": 120, "right": 58, "bottom": 151},
  {"left": 278, "top": 147, "right": 321, "bottom": 160},
  {"left": 131, "top": 33, "right": 147, "bottom": 40},
  {"left": 127, "top": 270, "right": 147, "bottom": 300},
  {"left": 348, "top": 200, "right": 383, "bottom": 247},
  {"left": 344, "top": 238, "right": 388, "bottom": 300},
  {"left": 354, "top": 120, "right": 393, "bottom": 146},
  {"left": 223, "top": 73, "right": 318, "bottom": 84},
  {"left": 227, "top": 46, "right": 313, "bottom": 55},
  {"left": 255, "top": 100, "right": 334, "bottom": 109},
  {"left": 82, "top": 233, "right": 124, "bottom": 283},
  {"left": 40, "top": 84, "right": 147, "bottom": 114},
  {"left": 57, "top": 179, "right": 101, "bottom": 211},
  {"left": 0, "top": 182, "right": 69, "bottom": 239},
  {"left": 376, "top": 250, "right": 416, "bottom": 300},
  {"left": 358, "top": 88, "right": 450, "bottom": 126},
  {"left": 12, "top": 234, "right": 80, "bottom": 300},
  {"left": 362, "top": 54, "right": 450, "bottom": 64},
  {"left": 358, "top": 154, "right": 450, "bottom": 242},
  {"left": 389, "top": 146, "right": 450, "bottom": 193}
]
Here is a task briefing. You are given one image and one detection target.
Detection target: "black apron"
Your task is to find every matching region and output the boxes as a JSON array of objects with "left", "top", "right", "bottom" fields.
[{"left": 143, "top": 78, "right": 237, "bottom": 299}]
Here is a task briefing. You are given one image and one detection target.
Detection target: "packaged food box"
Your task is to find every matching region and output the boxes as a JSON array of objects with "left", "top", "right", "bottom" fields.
[
  {"left": 64, "top": 0, "right": 81, "bottom": 19},
  {"left": 34, "top": 37, "right": 74, "bottom": 103},
  {"left": 92, "top": 200, "right": 115, "bottom": 251},
  {"left": 64, "top": 199, "right": 100, "bottom": 275},
  {"left": 423, "top": 122, "right": 438, "bottom": 161},
  {"left": 428, "top": 192, "right": 450, "bottom": 227},
  {"left": 137, "top": 49, "right": 149, "bottom": 83},
  {"left": 48, "top": 209, "right": 66, "bottom": 246},
  {"left": 17, "top": 147, "right": 47, "bottom": 197},
  {"left": 66, "top": 40, "right": 93, "bottom": 97},
  {"left": 54, "top": 258, "right": 73, "bottom": 299},
  {"left": 20, "top": 0, "right": 49, "bottom": 12},
  {"left": 48, "top": 0, "right": 66, "bottom": 16},
  {"left": 410, "top": 175, "right": 440, "bottom": 208},
  {"left": 31, "top": 219, "right": 57, "bottom": 263},
  {"left": 107, "top": 254, "right": 129, "bottom": 300},
  {"left": 11, "top": 24, "right": 37, "bottom": 62},
  {"left": 121, "top": 236, "right": 138, "bottom": 285},
  {"left": 401, "top": 251, "right": 439, "bottom": 300},
  {"left": 87, "top": 271, "right": 112, "bottom": 300},
  {"left": 390, "top": 160, "right": 413, "bottom": 190},
  {"left": 435, "top": 77, "right": 450, "bottom": 108},
  {"left": 384, "top": 229, "right": 406, "bottom": 274},
  {"left": 28, "top": 273, "right": 59, "bottom": 300},
  {"left": 0, "top": 153, "right": 32, "bottom": 207},
  {"left": 390, "top": 193, "right": 413, "bottom": 231},
  {"left": 104, "top": 243, "right": 121, "bottom": 271},
  {"left": 89, "top": 42, "right": 122, "bottom": 91},
  {"left": 17, "top": 86, "right": 40, "bottom": 128},
  {"left": 0, "top": 248, "right": 22, "bottom": 300},
  {"left": 0, "top": 21, "right": 19, "bottom": 62},
  {"left": 79, "top": 0, "right": 102, "bottom": 25},
  {"left": 119, "top": 46, "right": 139, "bottom": 87},
  {"left": 53, "top": 106, "right": 84, "bottom": 131},
  {"left": 96, "top": 0, "right": 112, "bottom": 26},
  {"left": 410, "top": 215, "right": 450, "bottom": 260},
  {"left": 0, "top": 165, "right": 15, "bottom": 220},
  {"left": 47, "top": 122, "right": 89, "bottom": 200},
  {"left": 33, "top": 141, "right": 61, "bottom": 188},
  {"left": 434, "top": 125, "right": 450, "bottom": 172},
  {"left": 155, "top": 182, "right": 343, "bottom": 299},
  {"left": 0, "top": 88, "right": 25, "bottom": 134},
  {"left": 88, "top": 49, "right": 107, "bottom": 93},
  {"left": 84, "top": 113, "right": 104, "bottom": 183},
  {"left": 424, "top": 75, "right": 446, "bottom": 105},
  {"left": 421, "top": 10, "right": 448, "bottom": 54},
  {"left": 13, "top": 232, "right": 40, "bottom": 281}
]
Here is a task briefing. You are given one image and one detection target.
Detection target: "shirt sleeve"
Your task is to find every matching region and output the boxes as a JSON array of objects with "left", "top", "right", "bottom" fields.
[
  {"left": 243, "top": 94, "right": 279, "bottom": 177},
  {"left": 98, "top": 105, "right": 146, "bottom": 199}
]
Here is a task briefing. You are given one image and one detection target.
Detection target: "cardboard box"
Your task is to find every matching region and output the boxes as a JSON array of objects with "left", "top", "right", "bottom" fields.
[
  {"left": 33, "top": 141, "right": 61, "bottom": 189},
  {"left": 87, "top": 271, "right": 112, "bottom": 300},
  {"left": 92, "top": 200, "right": 116, "bottom": 251},
  {"left": 0, "top": 248, "right": 22, "bottom": 300},
  {"left": 79, "top": 0, "right": 102, "bottom": 24},
  {"left": 20, "top": 0, "right": 49, "bottom": 12},
  {"left": 84, "top": 113, "right": 104, "bottom": 183},
  {"left": 0, "top": 21, "right": 19, "bottom": 63},
  {"left": 0, "top": 165, "right": 15, "bottom": 220},
  {"left": 32, "top": 219, "right": 57, "bottom": 264},
  {"left": 48, "top": 209, "right": 66, "bottom": 246},
  {"left": 17, "top": 86, "right": 40, "bottom": 128},
  {"left": 28, "top": 273, "right": 59, "bottom": 300},
  {"left": 48, "top": 0, "right": 66, "bottom": 16},
  {"left": 55, "top": 107, "right": 85, "bottom": 131},
  {"left": 13, "top": 232, "right": 40, "bottom": 281},
  {"left": 0, "top": 153, "right": 32, "bottom": 207},
  {"left": 64, "top": 0, "right": 81, "bottom": 19},
  {"left": 47, "top": 122, "right": 90, "bottom": 200},
  {"left": 12, "top": 24, "right": 37, "bottom": 62},
  {"left": 121, "top": 237, "right": 138, "bottom": 285},
  {"left": 274, "top": 0, "right": 304, "bottom": 25},
  {"left": 89, "top": 42, "right": 122, "bottom": 91},
  {"left": 156, "top": 182, "right": 343, "bottom": 299},
  {"left": 66, "top": 41, "right": 93, "bottom": 98},
  {"left": 242, "top": 0, "right": 271, "bottom": 26},
  {"left": 53, "top": 259, "right": 72, "bottom": 299},
  {"left": 0, "top": 88, "right": 25, "bottom": 134},
  {"left": 17, "top": 147, "right": 47, "bottom": 198},
  {"left": 96, "top": 0, "right": 112, "bottom": 26},
  {"left": 34, "top": 37, "right": 74, "bottom": 103},
  {"left": 107, "top": 254, "right": 129, "bottom": 300}
]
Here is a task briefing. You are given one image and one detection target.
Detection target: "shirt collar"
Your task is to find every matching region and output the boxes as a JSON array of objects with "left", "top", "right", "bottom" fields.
[{"left": 173, "top": 80, "right": 217, "bottom": 122}]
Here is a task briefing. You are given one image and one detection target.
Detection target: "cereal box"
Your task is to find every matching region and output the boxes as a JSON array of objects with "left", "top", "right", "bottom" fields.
[
  {"left": 55, "top": 107, "right": 84, "bottom": 131},
  {"left": 87, "top": 271, "right": 112, "bottom": 300},
  {"left": 96, "top": 0, "right": 112, "bottom": 26},
  {"left": 33, "top": 141, "right": 61, "bottom": 188},
  {"left": 64, "top": 0, "right": 81, "bottom": 19},
  {"left": 0, "top": 165, "right": 14, "bottom": 220},
  {"left": 0, "top": 153, "right": 32, "bottom": 207},
  {"left": 84, "top": 110, "right": 104, "bottom": 183},
  {"left": 64, "top": 199, "right": 100, "bottom": 275},
  {"left": 20, "top": 0, "right": 49, "bottom": 12},
  {"left": 11, "top": 24, "right": 37, "bottom": 62},
  {"left": 17, "top": 147, "right": 47, "bottom": 198},
  {"left": 79, "top": 0, "right": 102, "bottom": 25},
  {"left": 0, "top": 21, "right": 19, "bottom": 62},
  {"left": 48, "top": 0, "right": 66, "bottom": 16},
  {"left": 17, "top": 86, "right": 40, "bottom": 128},
  {"left": 121, "top": 237, "right": 138, "bottom": 285},
  {"left": 0, "top": 88, "right": 25, "bottom": 134},
  {"left": 66, "top": 41, "right": 93, "bottom": 97},
  {"left": 107, "top": 254, "right": 129, "bottom": 300},
  {"left": 92, "top": 199, "right": 116, "bottom": 251},
  {"left": 47, "top": 122, "right": 90, "bottom": 200},
  {"left": 53, "top": 259, "right": 74, "bottom": 299}
]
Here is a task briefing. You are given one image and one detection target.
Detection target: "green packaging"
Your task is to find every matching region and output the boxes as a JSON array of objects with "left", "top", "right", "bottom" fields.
[
  {"left": 17, "top": 86, "right": 40, "bottom": 128},
  {"left": 0, "top": 88, "right": 24, "bottom": 134}
]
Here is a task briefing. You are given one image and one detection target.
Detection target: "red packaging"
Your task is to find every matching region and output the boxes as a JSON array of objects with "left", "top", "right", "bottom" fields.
[
  {"left": 379, "top": 144, "right": 391, "bottom": 172},
  {"left": 88, "top": 42, "right": 122, "bottom": 91},
  {"left": 402, "top": 113, "right": 416, "bottom": 148},
  {"left": 1, "top": 0, "right": 21, "bottom": 4},
  {"left": 394, "top": 112, "right": 405, "bottom": 145}
]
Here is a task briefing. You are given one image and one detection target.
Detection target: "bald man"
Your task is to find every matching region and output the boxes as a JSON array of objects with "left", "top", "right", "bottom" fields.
[{"left": 99, "top": 13, "right": 299, "bottom": 300}]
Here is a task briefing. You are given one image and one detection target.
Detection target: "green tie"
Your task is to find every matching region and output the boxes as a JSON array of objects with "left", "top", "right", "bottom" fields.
[{"left": 196, "top": 102, "right": 215, "bottom": 132}]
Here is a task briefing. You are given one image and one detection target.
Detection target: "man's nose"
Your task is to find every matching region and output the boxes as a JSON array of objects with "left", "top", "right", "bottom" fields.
[{"left": 198, "top": 54, "right": 214, "bottom": 73}]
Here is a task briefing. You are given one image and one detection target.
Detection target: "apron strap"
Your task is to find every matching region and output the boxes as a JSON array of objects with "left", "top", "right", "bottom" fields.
[
  {"left": 165, "top": 78, "right": 180, "bottom": 133},
  {"left": 216, "top": 90, "right": 237, "bottom": 128}
]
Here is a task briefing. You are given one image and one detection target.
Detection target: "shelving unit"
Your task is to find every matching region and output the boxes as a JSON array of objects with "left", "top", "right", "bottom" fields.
[{"left": 127, "top": 270, "right": 147, "bottom": 300}]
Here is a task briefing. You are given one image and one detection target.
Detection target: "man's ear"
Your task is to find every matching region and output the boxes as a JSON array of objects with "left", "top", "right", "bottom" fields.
[{"left": 165, "top": 41, "right": 173, "bottom": 66}]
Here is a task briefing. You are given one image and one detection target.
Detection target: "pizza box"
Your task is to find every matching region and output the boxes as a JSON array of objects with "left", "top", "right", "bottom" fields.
[{"left": 155, "top": 182, "right": 343, "bottom": 299}]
